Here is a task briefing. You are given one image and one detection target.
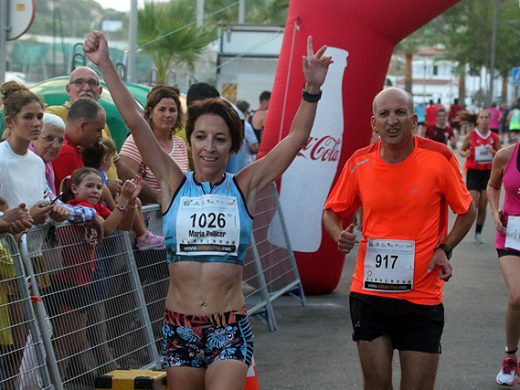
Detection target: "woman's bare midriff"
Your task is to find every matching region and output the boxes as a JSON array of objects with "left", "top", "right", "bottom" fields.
[{"left": 165, "top": 261, "right": 245, "bottom": 316}]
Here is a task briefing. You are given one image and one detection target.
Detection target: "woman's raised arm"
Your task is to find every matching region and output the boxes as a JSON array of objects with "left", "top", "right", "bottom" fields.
[
  {"left": 83, "top": 31, "right": 184, "bottom": 206},
  {"left": 236, "top": 36, "right": 333, "bottom": 199}
]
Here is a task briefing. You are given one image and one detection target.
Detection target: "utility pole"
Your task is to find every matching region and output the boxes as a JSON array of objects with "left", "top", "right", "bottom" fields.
[
  {"left": 127, "top": 0, "right": 138, "bottom": 83},
  {"left": 196, "top": 0, "right": 204, "bottom": 27},
  {"left": 0, "top": 0, "right": 8, "bottom": 83},
  {"left": 238, "top": 0, "right": 245, "bottom": 24},
  {"left": 488, "top": 0, "right": 498, "bottom": 106}
]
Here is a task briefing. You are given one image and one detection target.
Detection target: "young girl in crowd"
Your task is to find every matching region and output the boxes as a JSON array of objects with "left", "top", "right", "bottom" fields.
[
  {"left": 49, "top": 168, "right": 140, "bottom": 379},
  {"left": 82, "top": 139, "right": 165, "bottom": 250}
]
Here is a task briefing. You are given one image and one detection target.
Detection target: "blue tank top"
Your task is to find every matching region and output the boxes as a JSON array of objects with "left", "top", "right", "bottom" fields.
[{"left": 163, "top": 172, "right": 253, "bottom": 265}]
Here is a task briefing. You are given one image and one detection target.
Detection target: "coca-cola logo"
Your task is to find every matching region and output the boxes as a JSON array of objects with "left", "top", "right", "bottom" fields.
[{"left": 297, "top": 135, "right": 341, "bottom": 161}]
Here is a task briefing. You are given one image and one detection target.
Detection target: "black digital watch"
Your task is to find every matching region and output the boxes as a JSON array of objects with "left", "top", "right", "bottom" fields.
[{"left": 436, "top": 243, "right": 452, "bottom": 260}]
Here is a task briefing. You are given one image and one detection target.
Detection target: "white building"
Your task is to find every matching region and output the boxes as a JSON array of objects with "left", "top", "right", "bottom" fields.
[
  {"left": 214, "top": 29, "right": 516, "bottom": 110},
  {"left": 388, "top": 46, "right": 512, "bottom": 108},
  {"left": 215, "top": 25, "right": 284, "bottom": 106}
]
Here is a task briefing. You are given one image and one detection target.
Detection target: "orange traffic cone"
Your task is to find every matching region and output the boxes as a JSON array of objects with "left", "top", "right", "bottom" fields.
[{"left": 244, "top": 357, "right": 260, "bottom": 390}]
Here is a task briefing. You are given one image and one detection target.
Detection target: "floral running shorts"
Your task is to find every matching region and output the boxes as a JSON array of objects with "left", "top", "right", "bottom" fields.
[{"left": 161, "top": 307, "right": 254, "bottom": 368}]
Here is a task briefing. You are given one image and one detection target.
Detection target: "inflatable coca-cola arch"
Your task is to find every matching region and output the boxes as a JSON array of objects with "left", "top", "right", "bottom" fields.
[{"left": 260, "top": 0, "right": 460, "bottom": 294}]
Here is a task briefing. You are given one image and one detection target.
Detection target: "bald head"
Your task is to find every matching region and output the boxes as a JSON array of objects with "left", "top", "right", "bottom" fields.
[
  {"left": 70, "top": 66, "right": 99, "bottom": 81},
  {"left": 372, "top": 88, "right": 414, "bottom": 116},
  {"left": 66, "top": 66, "right": 103, "bottom": 102}
]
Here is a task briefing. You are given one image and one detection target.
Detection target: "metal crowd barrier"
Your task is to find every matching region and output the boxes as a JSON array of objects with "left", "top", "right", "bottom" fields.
[
  {"left": 0, "top": 182, "right": 305, "bottom": 388},
  {"left": 252, "top": 183, "right": 306, "bottom": 304},
  {"left": 20, "top": 222, "right": 160, "bottom": 389},
  {"left": 0, "top": 231, "right": 52, "bottom": 390}
]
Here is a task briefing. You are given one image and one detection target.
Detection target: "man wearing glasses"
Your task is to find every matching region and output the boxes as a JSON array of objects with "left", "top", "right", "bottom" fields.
[{"left": 46, "top": 67, "right": 131, "bottom": 190}]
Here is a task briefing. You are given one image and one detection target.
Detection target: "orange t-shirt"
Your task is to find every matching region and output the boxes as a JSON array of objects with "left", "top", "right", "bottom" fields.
[{"left": 324, "top": 136, "right": 472, "bottom": 305}]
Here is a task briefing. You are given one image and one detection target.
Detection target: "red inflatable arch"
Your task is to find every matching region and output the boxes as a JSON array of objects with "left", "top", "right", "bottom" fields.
[{"left": 260, "top": 0, "right": 460, "bottom": 294}]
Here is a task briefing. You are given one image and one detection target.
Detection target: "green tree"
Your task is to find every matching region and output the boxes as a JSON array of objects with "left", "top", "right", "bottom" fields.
[
  {"left": 248, "top": 0, "right": 289, "bottom": 25},
  {"left": 205, "top": 0, "right": 289, "bottom": 25},
  {"left": 138, "top": 0, "right": 217, "bottom": 84},
  {"left": 439, "top": 0, "right": 520, "bottom": 103},
  {"left": 494, "top": 0, "right": 520, "bottom": 101},
  {"left": 394, "top": 36, "right": 418, "bottom": 95},
  {"left": 394, "top": 23, "right": 441, "bottom": 95}
]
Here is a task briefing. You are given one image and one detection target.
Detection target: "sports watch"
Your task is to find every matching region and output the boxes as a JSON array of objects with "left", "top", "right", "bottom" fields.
[{"left": 435, "top": 243, "right": 452, "bottom": 260}]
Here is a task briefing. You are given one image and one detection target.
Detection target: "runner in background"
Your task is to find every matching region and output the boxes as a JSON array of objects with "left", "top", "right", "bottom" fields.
[
  {"left": 487, "top": 141, "right": 520, "bottom": 386},
  {"left": 488, "top": 102, "right": 502, "bottom": 135},
  {"left": 415, "top": 102, "right": 426, "bottom": 136},
  {"left": 424, "top": 108, "right": 456, "bottom": 149},
  {"left": 448, "top": 98, "right": 464, "bottom": 136},
  {"left": 460, "top": 109, "right": 500, "bottom": 244},
  {"left": 507, "top": 100, "right": 520, "bottom": 144}
]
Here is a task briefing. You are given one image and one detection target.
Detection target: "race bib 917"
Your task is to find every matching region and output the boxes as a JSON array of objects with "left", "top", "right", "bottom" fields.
[{"left": 363, "top": 238, "right": 415, "bottom": 292}]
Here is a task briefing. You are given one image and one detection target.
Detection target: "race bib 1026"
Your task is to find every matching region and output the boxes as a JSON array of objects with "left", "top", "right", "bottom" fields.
[{"left": 176, "top": 195, "right": 240, "bottom": 256}]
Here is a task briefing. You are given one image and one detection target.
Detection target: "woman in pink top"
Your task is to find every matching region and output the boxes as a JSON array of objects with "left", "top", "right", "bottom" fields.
[
  {"left": 120, "top": 86, "right": 189, "bottom": 204},
  {"left": 488, "top": 102, "right": 502, "bottom": 134},
  {"left": 487, "top": 142, "right": 520, "bottom": 386}
]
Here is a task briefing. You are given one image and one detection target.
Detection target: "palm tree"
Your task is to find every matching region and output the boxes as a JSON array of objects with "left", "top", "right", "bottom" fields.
[
  {"left": 138, "top": 0, "right": 217, "bottom": 84},
  {"left": 394, "top": 35, "right": 419, "bottom": 95},
  {"left": 248, "top": 0, "right": 289, "bottom": 25},
  {"left": 205, "top": 0, "right": 288, "bottom": 25}
]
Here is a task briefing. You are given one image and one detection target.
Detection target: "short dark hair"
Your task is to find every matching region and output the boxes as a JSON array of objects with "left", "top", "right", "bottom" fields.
[
  {"left": 436, "top": 108, "right": 446, "bottom": 115},
  {"left": 467, "top": 114, "right": 478, "bottom": 126},
  {"left": 67, "top": 98, "right": 103, "bottom": 123},
  {"left": 235, "top": 100, "right": 250, "bottom": 115},
  {"left": 82, "top": 138, "right": 115, "bottom": 169},
  {"left": 81, "top": 142, "right": 104, "bottom": 169},
  {"left": 185, "top": 98, "right": 243, "bottom": 154},
  {"left": 259, "top": 91, "right": 271, "bottom": 102},
  {"left": 186, "top": 83, "right": 220, "bottom": 107}
]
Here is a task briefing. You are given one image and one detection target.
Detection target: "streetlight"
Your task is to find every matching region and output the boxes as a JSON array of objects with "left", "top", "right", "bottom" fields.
[
  {"left": 127, "top": 0, "right": 137, "bottom": 82},
  {"left": 0, "top": 0, "right": 8, "bottom": 83},
  {"left": 488, "top": 0, "right": 498, "bottom": 106}
]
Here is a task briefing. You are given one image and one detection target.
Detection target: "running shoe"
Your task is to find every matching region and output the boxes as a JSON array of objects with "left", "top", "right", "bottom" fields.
[
  {"left": 475, "top": 233, "right": 486, "bottom": 244},
  {"left": 136, "top": 231, "right": 166, "bottom": 250},
  {"left": 496, "top": 356, "right": 517, "bottom": 386}
]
